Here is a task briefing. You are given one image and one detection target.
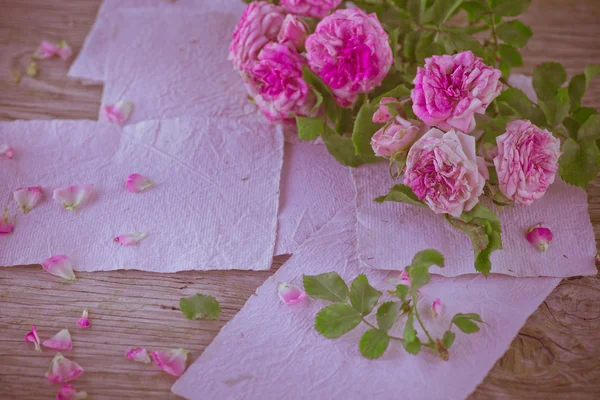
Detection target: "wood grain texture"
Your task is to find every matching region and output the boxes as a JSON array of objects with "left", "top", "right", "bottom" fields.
[{"left": 0, "top": 0, "right": 599, "bottom": 399}]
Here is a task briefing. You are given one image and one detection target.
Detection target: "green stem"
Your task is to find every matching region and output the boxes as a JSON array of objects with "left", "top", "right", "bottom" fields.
[
  {"left": 411, "top": 294, "right": 435, "bottom": 346},
  {"left": 485, "top": 4, "right": 500, "bottom": 68},
  {"left": 361, "top": 317, "right": 404, "bottom": 342}
]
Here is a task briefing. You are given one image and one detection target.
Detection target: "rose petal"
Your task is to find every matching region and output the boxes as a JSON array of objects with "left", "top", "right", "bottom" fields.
[
  {"left": 42, "top": 255, "right": 77, "bottom": 281},
  {"left": 24, "top": 325, "right": 41, "bottom": 352},
  {"left": 77, "top": 309, "right": 90, "bottom": 329},
  {"left": 57, "top": 40, "right": 73, "bottom": 61},
  {"left": 431, "top": 298, "right": 442, "bottom": 320},
  {"left": 114, "top": 232, "right": 148, "bottom": 246},
  {"left": 53, "top": 185, "right": 94, "bottom": 211},
  {"left": 0, "top": 208, "right": 14, "bottom": 235},
  {"left": 102, "top": 100, "right": 133, "bottom": 124},
  {"left": 35, "top": 40, "right": 60, "bottom": 59},
  {"left": 0, "top": 144, "right": 15, "bottom": 159},
  {"left": 13, "top": 186, "right": 44, "bottom": 214},
  {"left": 125, "top": 347, "right": 152, "bottom": 364},
  {"left": 277, "top": 282, "right": 307, "bottom": 305},
  {"left": 45, "top": 353, "right": 84, "bottom": 384},
  {"left": 151, "top": 348, "right": 190, "bottom": 376},
  {"left": 126, "top": 173, "right": 153, "bottom": 193},
  {"left": 525, "top": 224, "right": 553, "bottom": 252},
  {"left": 56, "top": 384, "right": 88, "bottom": 400},
  {"left": 43, "top": 328, "right": 73, "bottom": 351}
]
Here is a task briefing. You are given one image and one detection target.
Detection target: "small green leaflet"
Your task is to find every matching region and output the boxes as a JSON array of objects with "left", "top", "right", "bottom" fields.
[
  {"left": 558, "top": 138, "right": 600, "bottom": 189},
  {"left": 577, "top": 114, "right": 600, "bottom": 142},
  {"left": 315, "top": 304, "right": 362, "bottom": 339},
  {"left": 452, "top": 313, "right": 483, "bottom": 334},
  {"left": 321, "top": 127, "right": 378, "bottom": 167},
  {"left": 441, "top": 330, "right": 456, "bottom": 348},
  {"left": 349, "top": 274, "right": 382, "bottom": 315},
  {"left": 532, "top": 62, "right": 567, "bottom": 102},
  {"left": 491, "top": 0, "right": 531, "bottom": 17},
  {"left": 179, "top": 294, "right": 221, "bottom": 320},
  {"left": 359, "top": 329, "right": 390, "bottom": 359},
  {"left": 296, "top": 116, "right": 323, "bottom": 141},
  {"left": 352, "top": 102, "right": 380, "bottom": 157},
  {"left": 376, "top": 301, "right": 398, "bottom": 332},
  {"left": 538, "top": 88, "right": 570, "bottom": 128},
  {"left": 411, "top": 249, "right": 445, "bottom": 269},
  {"left": 497, "top": 88, "right": 532, "bottom": 118},
  {"left": 303, "top": 272, "right": 348, "bottom": 303},
  {"left": 496, "top": 20, "right": 532, "bottom": 48},
  {"left": 374, "top": 184, "right": 426, "bottom": 207}
]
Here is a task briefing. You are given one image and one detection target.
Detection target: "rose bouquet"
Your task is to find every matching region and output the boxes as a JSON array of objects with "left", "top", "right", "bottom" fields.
[{"left": 230, "top": 0, "right": 600, "bottom": 275}]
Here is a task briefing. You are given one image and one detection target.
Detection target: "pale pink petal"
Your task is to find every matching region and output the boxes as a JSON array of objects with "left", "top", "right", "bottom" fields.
[
  {"left": 13, "top": 186, "right": 44, "bottom": 214},
  {"left": 526, "top": 223, "right": 553, "bottom": 252},
  {"left": 45, "top": 353, "right": 84, "bottom": 383},
  {"left": 277, "top": 282, "right": 307, "bottom": 305},
  {"left": 43, "top": 328, "right": 73, "bottom": 351},
  {"left": 56, "top": 384, "right": 88, "bottom": 400},
  {"left": 151, "top": 348, "right": 190, "bottom": 376},
  {"left": 114, "top": 232, "right": 148, "bottom": 246},
  {"left": 24, "top": 325, "right": 41, "bottom": 352},
  {"left": 125, "top": 347, "right": 152, "bottom": 364},
  {"left": 126, "top": 173, "right": 153, "bottom": 193},
  {"left": 0, "top": 144, "right": 15, "bottom": 159},
  {"left": 42, "top": 255, "right": 77, "bottom": 281},
  {"left": 77, "top": 309, "right": 90, "bottom": 329},
  {"left": 53, "top": 185, "right": 93, "bottom": 211},
  {"left": 102, "top": 100, "right": 133, "bottom": 124},
  {"left": 35, "top": 40, "right": 60, "bottom": 59},
  {"left": 57, "top": 40, "right": 73, "bottom": 61},
  {"left": 431, "top": 298, "right": 442, "bottom": 320},
  {"left": 0, "top": 208, "right": 14, "bottom": 235}
]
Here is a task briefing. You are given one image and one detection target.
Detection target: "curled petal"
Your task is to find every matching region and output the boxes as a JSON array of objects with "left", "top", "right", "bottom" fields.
[
  {"left": 13, "top": 186, "right": 44, "bottom": 214},
  {"left": 24, "top": 325, "right": 41, "bottom": 352},
  {"left": 0, "top": 208, "right": 14, "bottom": 235},
  {"left": 77, "top": 309, "right": 90, "bottom": 329},
  {"left": 35, "top": 40, "right": 60, "bottom": 59},
  {"left": 56, "top": 384, "right": 88, "bottom": 400},
  {"left": 431, "top": 298, "right": 442, "bottom": 320},
  {"left": 42, "top": 255, "right": 77, "bottom": 281},
  {"left": 125, "top": 347, "right": 152, "bottom": 364},
  {"left": 126, "top": 173, "right": 153, "bottom": 193},
  {"left": 45, "top": 353, "right": 84, "bottom": 384},
  {"left": 57, "top": 40, "right": 73, "bottom": 61},
  {"left": 43, "top": 328, "right": 73, "bottom": 351},
  {"left": 526, "top": 224, "right": 553, "bottom": 252},
  {"left": 53, "top": 185, "right": 93, "bottom": 211},
  {"left": 114, "top": 232, "right": 148, "bottom": 246},
  {"left": 102, "top": 100, "right": 133, "bottom": 124},
  {"left": 277, "top": 282, "right": 306, "bottom": 305},
  {"left": 151, "top": 348, "right": 190, "bottom": 376},
  {"left": 0, "top": 144, "right": 15, "bottom": 159}
]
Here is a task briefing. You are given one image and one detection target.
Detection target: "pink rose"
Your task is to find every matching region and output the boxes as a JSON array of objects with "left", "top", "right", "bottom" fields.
[
  {"left": 371, "top": 117, "right": 423, "bottom": 158},
  {"left": 411, "top": 51, "right": 502, "bottom": 133},
  {"left": 277, "top": 14, "right": 308, "bottom": 51},
  {"left": 405, "top": 128, "right": 488, "bottom": 217},
  {"left": 281, "top": 0, "right": 342, "bottom": 19},
  {"left": 244, "top": 43, "right": 316, "bottom": 122},
  {"left": 229, "top": 1, "right": 286, "bottom": 72},
  {"left": 372, "top": 97, "right": 402, "bottom": 124},
  {"left": 493, "top": 120, "right": 561, "bottom": 205},
  {"left": 305, "top": 9, "right": 393, "bottom": 107}
]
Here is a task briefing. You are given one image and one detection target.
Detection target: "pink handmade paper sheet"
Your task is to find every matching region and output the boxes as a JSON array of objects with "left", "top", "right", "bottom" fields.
[
  {"left": 172, "top": 207, "right": 561, "bottom": 400},
  {"left": 0, "top": 118, "right": 283, "bottom": 271},
  {"left": 68, "top": 0, "right": 245, "bottom": 83},
  {"left": 353, "top": 161, "right": 597, "bottom": 277}
]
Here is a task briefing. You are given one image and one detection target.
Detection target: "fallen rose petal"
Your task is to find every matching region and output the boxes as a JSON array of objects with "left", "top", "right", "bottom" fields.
[
  {"left": 126, "top": 173, "right": 153, "bottom": 193},
  {"left": 151, "top": 348, "right": 190, "bottom": 376},
  {"left": 277, "top": 282, "right": 307, "bottom": 305},
  {"left": 77, "top": 309, "right": 90, "bottom": 329},
  {"left": 0, "top": 144, "right": 15, "bottom": 159},
  {"left": 114, "top": 232, "right": 148, "bottom": 246},
  {"left": 43, "top": 328, "right": 73, "bottom": 351},
  {"left": 13, "top": 186, "right": 44, "bottom": 214},
  {"left": 24, "top": 325, "right": 41, "bottom": 352},
  {"left": 57, "top": 40, "right": 73, "bottom": 61},
  {"left": 526, "top": 224, "right": 553, "bottom": 252},
  {"left": 102, "top": 100, "right": 133, "bottom": 124},
  {"left": 56, "top": 384, "right": 88, "bottom": 400},
  {"left": 431, "top": 298, "right": 442, "bottom": 320},
  {"left": 45, "top": 353, "right": 84, "bottom": 383},
  {"left": 35, "top": 40, "right": 60, "bottom": 59},
  {"left": 42, "top": 255, "right": 77, "bottom": 281},
  {"left": 53, "top": 184, "right": 93, "bottom": 211},
  {"left": 125, "top": 347, "right": 152, "bottom": 364},
  {"left": 0, "top": 208, "right": 14, "bottom": 235}
]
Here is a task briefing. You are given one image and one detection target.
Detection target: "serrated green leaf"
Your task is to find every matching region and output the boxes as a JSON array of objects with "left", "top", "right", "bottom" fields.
[
  {"left": 563, "top": 117, "right": 580, "bottom": 140},
  {"left": 302, "top": 66, "right": 332, "bottom": 99},
  {"left": 498, "top": 44, "right": 522, "bottom": 68},
  {"left": 179, "top": 294, "right": 221, "bottom": 320},
  {"left": 491, "top": 0, "right": 531, "bottom": 16},
  {"left": 374, "top": 184, "right": 427, "bottom": 207},
  {"left": 440, "top": 31, "right": 484, "bottom": 57},
  {"left": 296, "top": 116, "right": 324, "bottom": 141},
  {"left": 374, "top": 84, "right": 411, "bottom": 103},
  {"left": 315, "top": 304, "right": 362, "bottom": 338},
  {"left": 303, "top": 272, "right": 348, "bottom": 303},
  {"left": 558, "top": 138, "right": 600, "bottom": 189},
  {"left": 452, "top": 314, "right": 481, "bottom": 333},
  {"left": 404, "top": 337, "right": 422, "bottom": 354},
  {"left": 322, "top": 126, "right": 378, "bottom": 167},
  {"left": 585, "top": 64, "right": 600, "bottom": 83},
  {"left": 395, "top": 284, "right": 410, "bottom": 301},
  {"left": 441, "top": 330, "right": 456, "bottom": 348},
  {"left": 577, "top": 114, "right": 600, "bottom": 142},
  {"left": 572, "top": 107, "right": 598, "bottom": 125},
  {"left": 403, "top": 31, "right": 421, "bottom": 60},
  {"left": 411, "top": 249, "right": 445, "bottom": 268},
  {"left": 455, "top": 312, "right": 483, "bottom": 322},
  {"left": 424, "top": 0, "right": 463, "bottom": 26},
  {"left": 415, "top": 31, "right": 444, "bottom": 64},
  {"left": 352, "top": 102, "right": 380, "bottom": 157},
  {"left": 497, "top": 88, "right": 532, "bottom": 118},
  {"left": 407, "top": 0, "right": 426, "bottom": 23},
  {"left": 403, "top": 313, "right": 417, "bottom": 342},
  {"left": 359, "top": 329, "right": 390, "bottom": 359},
  {"left": 482, "top": 116, "right": 513, "bottom": 144},
  {"left": 538, "top": 88, "right": 570, "bottom": 128},
  {"left": 496, "top": 20, "right": 532, "bottom": 48},
  {"left": 532, "top": 62, "right": 567, "bottom": 101},
  {"left": 461, "top": 1, "right": 488, "bottom": 21},
  {"left": 350, "top": 274, "right": 382, "bottom": 315},
  {"left": 406, "top": 264, "right": 430, "bottom": 291},
  {"left": 376, "top": 301, "right": 398, "bottom": 331},
  {"left": 568, "top": 74, "right": 587, "bottom": 112}
]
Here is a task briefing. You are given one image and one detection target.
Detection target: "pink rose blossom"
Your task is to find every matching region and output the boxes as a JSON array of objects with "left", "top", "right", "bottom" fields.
[
  {"left": 245, "top": 42, "right": 316, "bottom": 122},
  {"left": 306, "top": 8, "right": 392, "bottom": 107},
  {"left": 53, "top": 184, "right": 93, "bottom": 211},
  {"left": 229, "top": 1, "right": 286, "bottom": 72},
  {"left": 102, "top": 100, "right": 133, "bottom": 124},
  {"left": 43, "top": 328, "right": 73, "bottom": 351},
  {"left": 126, "top": 173, "right": 153, "bottom": 193},
  {"left": 13, "top": 186, "right": 44, "bottom": 214},
  {"left": 0, "top": 144, "right": 15, "bottom": 159},
  {"left": 525, "top": 224, "right": 553, "bottom": 252},
  {"left": 281, "top": 0, "right": 342, "bottom": 19},
  {"left": 493, "top": 120, "right": 560, "bottom": 205},
  {"left": 45, "top": 353, "right": 84, "bottom": 384},
  {"left": 277, "top": 282, "right": 307, "bottom": 305},
  {"left": 371, "top": 116, "right": 423, "bottom": 158},
  {"left": 431, "top": 298, "right": 442, "bottom": 319},
  {"left": 114, "top": 232, "right": 148, "bottom": 246},
  {"left": 126, "top": 347, "right": 152, "bottom": 364},
  {"left": 56, "top": 384, "right": 88, "bottom": 400},
  {"left": 151, "top": 348, "right": 190, "bottom": 376},
  {"left": 0, "top": 208, "right": 14, "bottom": 235},
  {"left": 25, "top": 325, "right": 41, "bottom": 352},
  {"left": 77, "top": 309, "right": 90, "bottom": 329},
  {"left": 405, "top": 128, "right": 488, "bottom": 217},
  {"left": 277, "top": 14, "right": 308, "bottom": 50},
  {"left": 42, "top": 255, "right": 77, "bottom": 281},
  {"left": 411, "top": 51, "right": 502, "bottom": 133}
]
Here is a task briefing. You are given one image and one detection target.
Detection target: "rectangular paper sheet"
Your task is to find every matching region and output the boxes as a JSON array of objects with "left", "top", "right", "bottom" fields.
[
  {"left": 353, "top": 161, "right": 597, "bottom": 277},
  {"left": 0, "top": 118, "right": 283, "bottom": 272},
  {"left": 172, "top": 207, "right": 561, "bottom": 400}
]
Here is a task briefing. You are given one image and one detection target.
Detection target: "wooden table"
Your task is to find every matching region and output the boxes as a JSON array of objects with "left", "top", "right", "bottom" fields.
[{"left": 1, "top": 1, "right": 599, "bottom": 398}]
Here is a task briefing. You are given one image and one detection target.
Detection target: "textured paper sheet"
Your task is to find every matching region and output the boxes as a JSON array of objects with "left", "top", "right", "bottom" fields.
[
  {"left": 275, "top": 142, "right": 354, "bottom": 255},
  {"left": 0, "top": 118, "right": 283, "bottom": 271},
  {"left": 68, "top": 0, "right": 245, "bottom": 83},
  {"left": 172, "top": 207, "right": 561, "bottom": 400},
  {"left": 353, "top": 161, "right": 597, "bottom": 277}
]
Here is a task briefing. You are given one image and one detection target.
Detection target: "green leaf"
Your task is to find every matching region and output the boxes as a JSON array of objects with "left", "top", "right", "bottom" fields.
[
  {"left": 482, "top": 116, "right": 513, "bottom": 144},
  {"left": 569, "top": 65, "right": 600, "bottom": 111},
  {"left": 403, "top": 313, "right": 422, "bottom": 354},
  {"left": 374, "top": 84, "right": 411, "bottom": 103},
  {"left": 359, "top": 329, "right": 390, "bottom": 359},
  {"left": 498, "top": 44, "right": 522, "bottom": 68},
  {"left": 455, "top": 312, "right": 483, "bottom": 322},
  {"left": 415, "top": 31, "right": 444, "bottom": 64},
  {"left": 461, "top": 1, "right": 488, "bottom": 21},
  {"left": 395, "top": 284, "right": 410, "bottom": 301},
  {"left": 374, "top": 184, "right": 427, "bottom": 207},
  {"left": 558, "top": 138, "right": 600, "bottom": 189},
  {"left": 350, "top": 274, "right": 382, "bottom": 315},
  {"left": 376, "top": 301, "right": 398, "bottom": 331},
  {"left": 538, "top": 88, "right": 570, "bottom": 128},
  {"left": 303, "top": 272, "right": 348, "bottom": 303},
  {"left": 584, "top": 64, "right": 600, "bottom": 84},
  {"left": 577, "top": 114, "right": 600, "bottom": 142},
  {"left": 179, "top": 294, "right": 221, "bottom": 320},
  {"left": 452, "top": 313, "right": 482, "bottom": 334},
  {"left": 441, "top": 330, "right": 456, "bottom": 348},
  {"left": 572, "top": 107, "right": 598, "bottom": 125},
  {"left": 411, "top": 249, "right": 445, "bottom": 268},
  {"left": 440, "top": 31, "right": 484, "bottom": 57},
  {"left": 352, "top": 102, "right": 380, "bottom": 157},
  {"left": 424, "top": 0, "right": 464, "bottom": 26},
  {"left": 563, "top": 117, "right": 581, "bottom": 140},
  {"left": 497, "top": 88, "right": 532, "bottom": 118},
  {"left": 407, "top": 0, "right": 427, "bottom": 23},
  {"left": 496, "top": 20, "right": 532, "bottom": 48},
  {"left": 315, "top": 304, "right": 362, "bottom": 338},
  {"left": 406, "top": 264, "right": 430, "bottom": 291},
  {"left": 302, "top": 66, "right": 332, "bottom": 99},
  {"left": 403, "top": 31, "right": 420, "bottom": 60},
  {"left": 532, "top": 62, "right": 567, "bottom": 101},
  {"left": 296, "top": 116, "right": 324, "bottom": 141},
  {"left": 322, "top": 126, "right": 378, "bottom": 167},
  {"left": 491, "top": 0, "right": 531, "bottom": 16},
  {"left": 404, "top": 339, "right": 422, "bottom": 354}
]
